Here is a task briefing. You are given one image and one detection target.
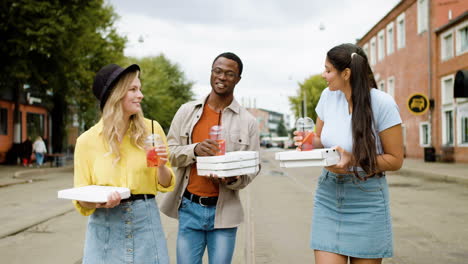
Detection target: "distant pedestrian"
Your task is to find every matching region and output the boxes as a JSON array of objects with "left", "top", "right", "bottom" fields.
[
  {"left": 32, "top": 136, "right": 47, "bottom": 167},
  {"left": 21, "top": 137, "right": 33, "bottom": 167},
  {"left": 294, "top": 43, "right": 403, "bottom": 264},
  {"left": 73, "top": 64, "right": 175, "bottom": 264},
  {"left": 160, "top": 52, "right": 260, "bottom": 264}
]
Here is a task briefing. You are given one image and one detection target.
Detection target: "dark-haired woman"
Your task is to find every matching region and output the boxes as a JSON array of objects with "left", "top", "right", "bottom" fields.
[{"left": 294, "top": 43, "right": 403, "bottom": 264}]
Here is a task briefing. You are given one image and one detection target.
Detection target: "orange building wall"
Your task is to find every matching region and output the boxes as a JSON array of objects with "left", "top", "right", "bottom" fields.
[{"left": 0, "top": 100, "right": 49, "bottom": 162}]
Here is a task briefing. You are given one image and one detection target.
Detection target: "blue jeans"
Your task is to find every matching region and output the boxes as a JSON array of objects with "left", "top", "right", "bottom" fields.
[
  {"left": 35, "top": 152, "right": 44, "bottom": 166},
  {"left": 83, "top": 198, "right": 169, "bottom": 264},
  {"left": 311, "top": 169, "right": 393, "bottom": 258},
  {"left": 177, "top": 197, "right": 237, "bottom": 264}
]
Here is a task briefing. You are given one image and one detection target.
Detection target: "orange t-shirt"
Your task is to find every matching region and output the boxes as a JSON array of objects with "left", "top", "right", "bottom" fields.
[{"left": 186, "top": 104, "right": 221, "bottom": 197}]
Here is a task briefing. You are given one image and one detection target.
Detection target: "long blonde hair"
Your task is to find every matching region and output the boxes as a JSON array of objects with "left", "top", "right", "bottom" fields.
[{"left": 101, "top": 71, "right": 148, "bottom": 164}]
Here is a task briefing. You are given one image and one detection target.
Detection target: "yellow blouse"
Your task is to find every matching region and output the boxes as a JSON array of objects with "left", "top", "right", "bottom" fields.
[{"left": 73, "top": 118, "right": 175, "bottom": 216}]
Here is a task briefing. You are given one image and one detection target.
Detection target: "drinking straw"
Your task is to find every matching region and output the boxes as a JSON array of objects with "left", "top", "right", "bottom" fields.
[
  {"left": 302, "top": 132, "right": 313, "bottom": 149},
  {"left": 151, "top": 120, "right": 155, "bottom": 147}
]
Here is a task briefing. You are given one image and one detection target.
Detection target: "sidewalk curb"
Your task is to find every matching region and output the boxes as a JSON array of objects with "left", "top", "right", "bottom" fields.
[
  {"left": 13, "top": 166, "right": 73, "bottom": 179},
  {"left": 397, "top": 168, "right": 468, "bottom": 186}
]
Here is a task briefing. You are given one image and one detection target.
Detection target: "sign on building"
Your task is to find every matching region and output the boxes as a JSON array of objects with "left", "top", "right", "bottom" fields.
[{"left": 407, "top": 93, "right": 429, "bottom": 115}]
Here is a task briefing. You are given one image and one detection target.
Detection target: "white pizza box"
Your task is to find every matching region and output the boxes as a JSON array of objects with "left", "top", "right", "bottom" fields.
[
  {"left": 275, "top": 148, "right": 339, "bottom": 161},
  {"left": 196, "top": 151, "right": 258, "bottom": 164},
  {"left": 58, "top": 185, "right": 131, "bottom": 203},
  {"left": 279, "top": 155, "right": 340, "bottom": 168},
  {"left": 197, "top": 165, "right": 260, "bottom": 177},
  {"left": 197, "top": 158, "right": 259, "bottom": 170},
  {"left": 276, "top": 148, "right": 341, "bottom": 168}
]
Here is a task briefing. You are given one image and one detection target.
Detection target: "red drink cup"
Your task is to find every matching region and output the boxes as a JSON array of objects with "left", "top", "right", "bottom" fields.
[
  {"left": 299, "top": 131, "right": 315, "bottom": 151},
  {"left": 216, "top": 139, "right": 226, "bottom": 156},
  {"left": 146, "top": 147, "right": 160, "bottom": 167},
  {"left": 210, "top": 125, "right": 226, "bottom": 156}
]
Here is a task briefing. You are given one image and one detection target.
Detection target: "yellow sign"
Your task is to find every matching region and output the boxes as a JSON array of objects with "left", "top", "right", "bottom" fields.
[{"left": 407, "top": 93, "right": 429, "bottom": 115}]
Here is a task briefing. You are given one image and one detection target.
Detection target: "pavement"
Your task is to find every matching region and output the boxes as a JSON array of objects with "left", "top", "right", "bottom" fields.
[
  {"left": 0, "top": 156, "right": 467, "bottom": 263},
  {"left": 396, "top": 158, "right": 468, "bottom": 185}
]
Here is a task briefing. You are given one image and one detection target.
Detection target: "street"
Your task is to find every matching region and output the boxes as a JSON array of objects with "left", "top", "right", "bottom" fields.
[{"left": 1, "top": 149, "right": 468, "bottom": 263}]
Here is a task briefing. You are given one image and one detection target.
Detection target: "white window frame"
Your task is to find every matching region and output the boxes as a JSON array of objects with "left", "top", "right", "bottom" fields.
[
  {"left": 417, "top": 0, "right": 428, "bottom": 34},
  {"left": 441, "top": 74, "right": 455, "bottom": 146},
  {"left": 458, "top": 104, "right": 468, "bottom": 146},
  {"left": 397, "top": 13, "right": 406, "bottom": 49},
  {"left": 386, "top": 22, "right": 395, "bottom": 55},
  {"left": 455, "top": 20, "right": 468, "bottom": 56},
  {"left": 419, "top": 122, "right": 431, "bottom": 147},
  {"left": 370, "top": 37, "right": 377, "bottom": 65},
  {"left": 363, "top": 43, "right": 369, "bottom": 57},
  {"left": 441, "top": 30, "right": 454, "bottom": 61},
  {"left": 441, "top": 74, "right": 454, "bottom": 105},
  {"left": 377, "top": 30, "right": 385, "bottom": 61},
  {"left": 378, "top": 80, "right": 385, "bottom": 92},
  {"left": 442, "top": 108, "right": 455, "bottom": 146},
  {"left": 387, "top": 76, "right": 395, "bottom": 98}
]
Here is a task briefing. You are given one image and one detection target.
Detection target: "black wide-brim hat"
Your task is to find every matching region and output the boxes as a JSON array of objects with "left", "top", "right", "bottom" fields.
[{"left": 92, "top": 63, "right": 140, "bottom": 110}]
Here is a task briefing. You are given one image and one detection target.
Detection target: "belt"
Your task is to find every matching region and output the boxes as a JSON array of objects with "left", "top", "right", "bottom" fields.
[
  {"left": 121, "top": 194, "right": 155, "bottom": 203},
  {"left": 183, "top": 190, "right": 218, "bottom": 207}
]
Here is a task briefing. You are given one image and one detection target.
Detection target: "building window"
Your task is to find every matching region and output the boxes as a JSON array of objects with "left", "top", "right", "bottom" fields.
[
  {"left": 370, "top": 37, "right": 377, "bottom": 65},
  {"left": 443, "top": 110, "right": 454, "bottom": 145},
  {"left": 387, "top": 76, "right": 395, "bottom": 98},
  {"left": 419, "top": 122, "right": 431, "bottom": 147},
  {"left": 441, "top": 75, "right": 454, "bottom": 146},
  {"left": 363, "top": 43, "right": 369, "bottom": 57},
  {"left": 417, "top": 0, "right": 428, "bottom": 34},
  {"left": 386, "top": 22, "right": 394, "bottom": 55},
  {"left": 397, "top": 13, "right": 406, "bottom": 49},
  {"left": 27, "top": 112, "right": 45, "bottom": 138},
  {"left": 378, "top": 80, "right": 385, "bottom": 92},
  {"left": 378, "top": 30, "right": 385, "bottom": 61},
  {"left": 456, "top": 21, "right": 468, "bottom": 56},
  {"left": 461, "top": 115, "right": 468, "bottom": 145},
  {"left": 441, "top": 31, "right": 454, "bottom": 61},
  {"left": 0, "top": 108, "right": 7, "bottom": 135},
  {"left": 441, "top": 75, "right": 454, "bottom": 105}
]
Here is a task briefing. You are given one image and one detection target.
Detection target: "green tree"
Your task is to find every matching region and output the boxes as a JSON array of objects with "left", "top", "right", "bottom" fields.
[
  {"left": 123, "top": 55, "right": 194, "bottom": 132},
  {"left": 288, "top": 74, "right": 327, "bottom": 122},
  {"left": 0, "top": 1, "right": 126, "bottom": 152},
  {"left": 276, "top": 116, "right": 288, "bottom": 137}
]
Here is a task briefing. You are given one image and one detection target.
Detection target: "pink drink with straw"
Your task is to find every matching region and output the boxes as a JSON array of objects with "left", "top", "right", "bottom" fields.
[
  {"left": 210, "top": 125, "right": 226, "bottom": 156},
  {"left": 145, "top": 134, "right": 164, "bottom": 167},
  {"left": 146, "top": 147, "right": 159, "bottom": 167},
  {"left": 296, "top": 117, "right": 315, "bottom": 151}
]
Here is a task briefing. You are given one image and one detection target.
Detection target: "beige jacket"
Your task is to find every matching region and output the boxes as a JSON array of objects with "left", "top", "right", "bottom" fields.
[{"left": 160, "top": 95, "right": 260, "bottom": 228}]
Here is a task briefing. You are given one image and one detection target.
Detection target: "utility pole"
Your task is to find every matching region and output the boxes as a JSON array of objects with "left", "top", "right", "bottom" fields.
[{"left": 303, "top": 90, "right": 307, "bottom": 117}]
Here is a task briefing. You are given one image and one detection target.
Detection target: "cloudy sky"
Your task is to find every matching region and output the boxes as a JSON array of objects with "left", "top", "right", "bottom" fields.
[{"left": 107, "top": 0, "right": 401, "bottom": 127}]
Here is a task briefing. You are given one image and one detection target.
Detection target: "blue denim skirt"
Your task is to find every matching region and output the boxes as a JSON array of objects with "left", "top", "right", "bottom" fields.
[
  {"left": 83, "top": 198, "right": 169, "bottom": 264},
  {"left": 310, "top": 169, "right": 393, "bottom": 258}
]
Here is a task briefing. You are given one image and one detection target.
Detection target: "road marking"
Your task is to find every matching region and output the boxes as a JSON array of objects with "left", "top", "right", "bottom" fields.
[{"left": 244, "top": 185, "right": 255, "bottom": 264}]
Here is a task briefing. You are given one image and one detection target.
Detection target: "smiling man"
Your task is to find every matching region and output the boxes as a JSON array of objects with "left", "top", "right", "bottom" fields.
[{"left": 160, "top": 52, "right": 260, "bottom": 264}]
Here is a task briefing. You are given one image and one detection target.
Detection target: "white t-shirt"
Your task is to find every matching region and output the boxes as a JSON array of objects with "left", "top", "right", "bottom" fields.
[
  {"left": 33, "top": 140, "right": 47, "bottom": 154},
  {"left": 315, "top": 88, "right": 402, "bottom": 154}
]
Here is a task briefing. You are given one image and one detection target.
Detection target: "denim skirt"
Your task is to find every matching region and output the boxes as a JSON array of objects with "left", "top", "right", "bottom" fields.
[
  {"left": 83, "top": 198, "right": 169, "bottom": 264},
  {"left": 310, "top": 169, "right": 393, "bottom": 258}
]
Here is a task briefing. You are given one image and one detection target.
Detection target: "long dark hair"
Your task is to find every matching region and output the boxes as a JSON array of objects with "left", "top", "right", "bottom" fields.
[{"left": 326, "top": 43, "right": 378, "bottom": 178}]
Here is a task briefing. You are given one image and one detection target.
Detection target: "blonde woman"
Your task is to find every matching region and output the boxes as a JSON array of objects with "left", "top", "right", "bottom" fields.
[
  {"left": 73, "top": 64, "right": 175, "bottom": 264},
  {"left": 32, "top": 136, "right": 47, "bottom": 167}
]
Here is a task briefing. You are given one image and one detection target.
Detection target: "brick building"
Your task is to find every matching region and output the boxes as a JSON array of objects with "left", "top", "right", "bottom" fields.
[
  {"left": 247, "top": 108, "right": 289, "bottom": 137},
  {"left": 357, "top": 0, "right": 468, "bottom": 162},
  {"left": 0, "top": 94, "right": 49, "bottom": 163}
]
